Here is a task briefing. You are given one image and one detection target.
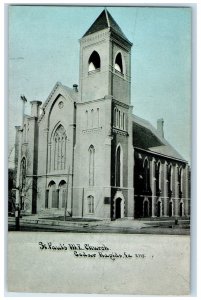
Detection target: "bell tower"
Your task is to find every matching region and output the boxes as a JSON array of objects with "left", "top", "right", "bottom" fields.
[
  {"left": 79, "top": 8, "right": 133, "bottom": 104},
  {"left": 73, "top": 9, "right": 134, "bottom": 220}
]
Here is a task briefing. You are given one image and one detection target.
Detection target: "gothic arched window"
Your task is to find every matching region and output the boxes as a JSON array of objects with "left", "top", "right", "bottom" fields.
[
  {"left": 114, "top": 52, "right": 123, "bottom": 74},
  {"left": 116, "top": 145, "right": 123, "bottom": 187},
  {"left": 88, "top": 51, "right": 101, "bottom": 72},
  {"left": 87, "top": 195, "right": 94, "bottom": 213},
  {"left": 52, "top": 124, "right": 67, "bottom": 171},
  {"left": 178, "top": 167, "right": 183, "bottom": 198},
  {"left": 167, "top": 164, "right": 172, "bottom": 197},
  {"left": 143, "top": 159, "right": 150, "bottom": 193},
  {"left": 86, "top": 110, "right": 88, "bottom": 129},
  {"left": 155, "top": 162, "right": 161, "bottom": 195},
  {"left": 20, "top": 157, "right": 26, "bottom": 191},
  {"left": 89, "top": 145, "right": 95, "bottom": 186}
]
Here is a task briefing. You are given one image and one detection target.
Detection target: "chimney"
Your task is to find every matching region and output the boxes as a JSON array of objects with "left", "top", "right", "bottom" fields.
[
  {"left": 73, "top": 84, "right": 78, "bottom": 92},
  {"left": 30, "top": 101, "right": 42, "bottom": 118},
  {"left": 157, "top": 118, "right": 164, "bottom": 138}
]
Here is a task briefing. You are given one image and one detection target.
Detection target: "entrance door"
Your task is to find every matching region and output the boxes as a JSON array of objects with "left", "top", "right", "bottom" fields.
[{"left": 116, "top": 198, "right": 122, "bottom": 219}]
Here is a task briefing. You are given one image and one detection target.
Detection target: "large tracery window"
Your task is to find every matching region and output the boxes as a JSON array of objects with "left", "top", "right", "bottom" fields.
[
  {"left": 52, "top": 124, "right": 67, "bottom": 171},
  {"left": 89, "top": 145, "right": 95, "bottom": 186},
  {"left": 88, "top": 51, "right": 101, "bottom": 73}
]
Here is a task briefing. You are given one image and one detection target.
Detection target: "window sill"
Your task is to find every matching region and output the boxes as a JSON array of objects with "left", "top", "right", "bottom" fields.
[{"left": 88, "top": 68, "right": 100, "bottom": 75}]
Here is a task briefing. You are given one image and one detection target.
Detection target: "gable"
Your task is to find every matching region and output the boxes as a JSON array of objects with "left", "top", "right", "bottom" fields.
[{"left": 38, "top": 82, "right": 78, "bottom": 124}]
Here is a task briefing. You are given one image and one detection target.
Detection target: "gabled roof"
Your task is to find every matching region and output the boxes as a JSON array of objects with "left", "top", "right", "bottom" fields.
[
  {"left": 38, "top": 82, "right": 78, "bottom": 123},
  {"left": 83, "top": 8, "right": 132, "bottom": 44},
  {"left": 133, "top": 114, "right": 186, "bottom": 162},
  {"left": 42, "top": 82, "right": 78, "bottom": 110}
]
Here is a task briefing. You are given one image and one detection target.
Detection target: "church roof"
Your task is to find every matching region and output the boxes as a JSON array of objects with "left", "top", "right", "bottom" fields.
[
  {"left": 132, "top": 114, "right": 186, "bottom": 162},
  {"left": 83, "top": 8, "right": 132, "bottom": 44}
]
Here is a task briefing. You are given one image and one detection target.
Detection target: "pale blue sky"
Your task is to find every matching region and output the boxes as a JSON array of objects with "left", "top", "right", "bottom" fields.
[{"left": 8, "top": 6, "right": 191, "bottom": 164}]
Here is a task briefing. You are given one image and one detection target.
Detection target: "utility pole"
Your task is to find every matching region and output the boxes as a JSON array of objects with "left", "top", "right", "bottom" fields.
[{"left": 15, "top": 95, "right": 27, "bottom": 230}]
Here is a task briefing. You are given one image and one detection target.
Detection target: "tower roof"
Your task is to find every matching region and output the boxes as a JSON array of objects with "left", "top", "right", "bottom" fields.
[{"left": 83, "top": 8, "right": 132, "bottom": 45}]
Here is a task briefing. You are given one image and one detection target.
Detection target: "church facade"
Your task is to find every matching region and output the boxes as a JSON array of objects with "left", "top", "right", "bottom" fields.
[{"left": 14, "top": 9, "right": 190, "bottom": 220}]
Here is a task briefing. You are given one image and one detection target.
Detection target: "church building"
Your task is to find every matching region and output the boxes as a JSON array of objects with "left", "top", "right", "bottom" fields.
[{"left": 14, "top": 9, "right": 190, "bottom": 220}]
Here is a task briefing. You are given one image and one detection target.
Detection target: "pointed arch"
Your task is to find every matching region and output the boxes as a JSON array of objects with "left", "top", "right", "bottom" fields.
[
  {"left": 115, "top": 144, "right": 123, "bottom": 187},
  {"left": 167, "top": 163, "right": 173, "bottom": 197},
  {"left": 143, "top": 158, "right": 150, "bottom": 193},
  {"left": 114, "top": 52, "right": 125, "bottom": 74},
  {"left": 50, "top": 124, "right": 67, "bottom": 171},
  {"left": 89, "top": 145, "right": 95, "bottom": 186},
  {"left": 178, "top": 166, "right": 183, "bottom": 198},
  {"left": 87, "top": 195, "right": 94, "bottom": 214},
  {"left": 88, "top": 51, "right": 101, "bottom": 72},
  {"left": 47, "top": 180, "right": 59, "bottom": 209},
  {"left": 58, "top": 180, "right": 67, "bottom": 208},
  {"left": 155, "top": 161, "right": 161, "bottom": 195}
]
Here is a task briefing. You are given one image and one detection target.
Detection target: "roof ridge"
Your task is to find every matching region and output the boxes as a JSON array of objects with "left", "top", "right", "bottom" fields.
[{"left": 105, "top": 8, "right": 110, "bottom": 28}]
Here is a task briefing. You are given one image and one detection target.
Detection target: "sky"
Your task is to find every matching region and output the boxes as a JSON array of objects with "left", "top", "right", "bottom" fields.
[{"left": 8, "top": 5, "right": 191, "bottom": 166}]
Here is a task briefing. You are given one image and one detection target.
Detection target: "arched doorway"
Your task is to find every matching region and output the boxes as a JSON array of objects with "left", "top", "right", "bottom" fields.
[
  {"left": 58, "top": 180, "right": 67, "bottom": 208},
  {"left": 179, "top": 202, "right": 183, "bottom": 217},
  {"left": 144, "top": 200, "right": 149, "bottom": 217},
  {"left": 48, "top": 181, "right": 58, "bottom": 209},
  {"left": 157, "top": 201, "right": 161, "bottom": 217},
  {"left": 169, "top": 201, "right": 173, "bottom": 217},
  {"left": 115, "top": 198, "right": 122, "bottom": 219}
]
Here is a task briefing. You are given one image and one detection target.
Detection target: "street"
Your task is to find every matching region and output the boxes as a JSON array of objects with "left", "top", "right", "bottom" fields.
[{"left": 8, "top": 218, "right": 190, "bottom": 235}]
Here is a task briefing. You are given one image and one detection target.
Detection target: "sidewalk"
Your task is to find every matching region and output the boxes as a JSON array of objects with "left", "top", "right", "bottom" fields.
[{"left": 8, "top": 214, "right": 190, "bottom": 231}]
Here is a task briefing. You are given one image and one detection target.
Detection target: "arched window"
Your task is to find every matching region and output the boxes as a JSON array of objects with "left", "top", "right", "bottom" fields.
[
  {"left": 178, "top": 167, "right": 183, "bottom": 198},
  {"left": 91, "top": 109, "right": 94, "bottom": 128},
  {"left": 52, "top": 124, "right": 67, "bottom": 171},
  {"left": 88, "top": 51, "right": 101, "bottom": 72},
  {"left": 97, "top": 108, "right": 100, "bottom": 127},
  {"left": 143, "top": 159, "right": 150, "bottom": 193},
  {"left": 86, "top": 110, "right": 88, "bottom": 129},
  {"left": 122, "top": 113, "right": 125, "bottom": 130},
  {"left": 167, "top": 164, "right": 172, "bottom": 197},
  {"left": 116, "top": 145, "right": 123, "bottom": 187},
  {"left": 155, "top": 162, "right": 161, "bottom": 195},
  {"left": 20, "top": 157, "right": 26, "bottom": 191},
  {"left": 114, "top": 52, "right": 123, "bottom": 74},
  {"left": 116, "top": 109, "right": 119, "bottom": 127},
  {"left": 89, "top": 145, "right": 95, "bottom": 186},
  {"left": 113, "top": 108, "right": 117, "bottom": 127},
  {"left": 87, "top": 195, "right": 94, "bottom": 213}
]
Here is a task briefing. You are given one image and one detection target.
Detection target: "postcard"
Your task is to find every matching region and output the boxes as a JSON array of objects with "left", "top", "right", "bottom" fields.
[{"left": 7, "top": 5, "right": 191, "bottom": 295}]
